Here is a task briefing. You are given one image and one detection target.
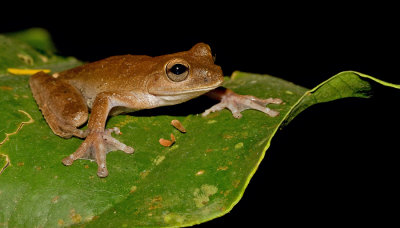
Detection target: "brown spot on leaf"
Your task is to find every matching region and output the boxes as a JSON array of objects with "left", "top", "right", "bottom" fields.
[
  {"left": 152, "top": 195, "right": 163, "bottom": 203},
  {"left": 233, "top": 180, "right": 241, "bottom": 188},
  {"left": 17, "top": 162, "right": 24, "bottom": 166},
  {"left": 52, "top": 195, "right": 60, "bottom": 203},
  {"left": 57, "top": 219, "right": 64, "bottom": 226},
  {"left": 70, "top": 209, "right": 82, "bottom": 224},
  {"left": 140, "top": 170, "right": 150, "bottom": 179},
  {"left": 217, "top": 166, "right": 228, "bottom": 171},
  {"left": 0, "top": 86, "right": 13, "bottom": 91},
  {"left": 223, "top": 134, "right": 233, "bottom": 139},
  {"left": 148, "top": 196, "right": 163, "bottom": 210}
]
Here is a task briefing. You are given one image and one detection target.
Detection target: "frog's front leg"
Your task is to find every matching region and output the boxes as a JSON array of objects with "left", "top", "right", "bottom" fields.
[
  {"left": 62, "top": 92, "right": 134, "bottom": 177},
  {"left": 202, "top": 87, "right": 282, "bottom": 118}
]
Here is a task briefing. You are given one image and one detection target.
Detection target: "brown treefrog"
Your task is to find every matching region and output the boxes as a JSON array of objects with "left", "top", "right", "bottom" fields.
[{"left": 29, "top": 43, "right": 282, "bottom": 177}]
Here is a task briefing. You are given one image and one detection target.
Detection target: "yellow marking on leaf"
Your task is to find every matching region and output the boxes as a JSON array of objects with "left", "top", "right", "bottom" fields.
[
  {"left": 0, "top": 110, "right": 34, "bottom": 175},
  {"left": 1, "top": 110, "right": 34, "bottom": 146},
  {"left": 129, "top": 186, "right": 137, "bottom": 194},
  {"left": 0, "top": 154, "right": 10, "bottom": 175},
  {"left": 153, "top": 155, "right": 165, "bottom": 166},
  {"left": 234, "top": 142, "right": 244, "bottom": 149},
  {"left": 7, "top": 68, "right": 50, "bottom": 75}
]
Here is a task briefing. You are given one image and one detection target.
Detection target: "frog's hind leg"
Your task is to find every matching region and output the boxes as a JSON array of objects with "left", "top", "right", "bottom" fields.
[{"left": 29, "top": 71, "right": 88, "bottom": 138}]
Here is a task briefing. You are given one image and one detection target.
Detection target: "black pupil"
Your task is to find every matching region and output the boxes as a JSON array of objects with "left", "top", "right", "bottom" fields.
[{"left": 170, "top": 64, "right": 187, "bottom": 75}]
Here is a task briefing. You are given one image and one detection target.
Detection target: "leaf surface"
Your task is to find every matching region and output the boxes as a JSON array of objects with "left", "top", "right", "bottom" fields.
[{"left": 0, "top": 30, "right": 399, "bottom": 227}]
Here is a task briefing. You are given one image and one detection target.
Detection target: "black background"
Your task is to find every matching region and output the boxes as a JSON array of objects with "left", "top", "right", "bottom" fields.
[{"left": 1, "top": 3, "right": 399, "bottom": 227}]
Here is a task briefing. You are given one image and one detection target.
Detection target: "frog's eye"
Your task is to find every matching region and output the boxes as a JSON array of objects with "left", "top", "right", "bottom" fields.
[{"left": 166, "top": 61, "right": 189, "bottom": 82}]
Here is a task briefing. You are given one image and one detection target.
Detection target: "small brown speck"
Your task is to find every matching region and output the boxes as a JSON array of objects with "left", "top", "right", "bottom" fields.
[
  {"left": 58, "top": 219, "right": 64, "bottom": 226},
  {"left": 52, "top": 195, "right": 60, "bottom": 203},
  {"left": 217, "top": 166, "right": 228, "bottom": 171},
  {"left": 233, "top": 180, "right": 241, "bottom": 188},
  {"left": 171, "top": 119, "right": 186, "bottom": 133},
  {"left": 140, "top": 170, "right": 150, "bottom": 179},
  {"left": 0, "top": 86, "right": 13, "bottom": 91},
  {"left": 223, "top": 134, "right": 233, "bottom": 139},
  {"left": 151, "top": 196, "right": 163, "bottom": 203},
  {"left": 17, "top": 162, "right": 24, "bottom": 166},
  {"left": 84, "top": 164, "right": 89, "bottom": 169}
]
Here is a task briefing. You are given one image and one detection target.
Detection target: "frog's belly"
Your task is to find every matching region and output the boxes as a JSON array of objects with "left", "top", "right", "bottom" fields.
[{"left": 109, "top": 106, "right": 137, "bottom": 116}]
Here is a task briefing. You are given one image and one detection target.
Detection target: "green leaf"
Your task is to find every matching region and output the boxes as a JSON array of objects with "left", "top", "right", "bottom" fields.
[{"left": 1, "top": 30, "right": 399, "bottom": 227}]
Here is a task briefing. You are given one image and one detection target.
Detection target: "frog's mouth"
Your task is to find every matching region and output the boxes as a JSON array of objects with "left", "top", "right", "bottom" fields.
[{"left": 149, "top": 85, "right": 219, "bottom": 96}]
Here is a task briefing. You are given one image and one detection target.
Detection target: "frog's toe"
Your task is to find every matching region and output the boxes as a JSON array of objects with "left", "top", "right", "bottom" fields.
[
  {"left": 62, "top": 131, "right": 134, "bottom": 177},
  {"left": 62, "top": 156, "right": 74, "bottom": 166},
  {"left": 203, "top": 90, "right": 282, "bottom": 118},
  {"left": 103, "top": 133, "right": 135, "bottom": 154},
  {"left": 97, "top": 163, "right": 109, "bottom": 178}
]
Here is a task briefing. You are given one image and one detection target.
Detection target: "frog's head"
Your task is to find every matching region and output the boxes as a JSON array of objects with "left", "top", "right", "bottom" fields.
[{"left": 147, "top": 43, "right": 224, "bottom": 105}]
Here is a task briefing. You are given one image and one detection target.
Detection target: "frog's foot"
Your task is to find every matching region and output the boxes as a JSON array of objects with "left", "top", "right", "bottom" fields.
[
  {"left": 62, "top": 127, "right": 134, "bottom": 177},
  {"left": 202, "top": 89, "right": 282, "bottom": 119}
]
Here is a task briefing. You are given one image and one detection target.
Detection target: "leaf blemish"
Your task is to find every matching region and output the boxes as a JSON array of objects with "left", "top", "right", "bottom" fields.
[
  {"left": 232, "top": 180, "right": 241, "bottom": 188},
  {"left": 0, "top": 86, "right": 13, "bottom": 91},
  {"left": 153, "top": 155, "right": 165, "bottom": 166},
  {"left": 58, "top": 219, "right": 64, "bottom": 226},
  {"left": 140, "top": 170, "right": 150, "bottom": 179},
  {"left": 17, "top": 53, "right": 34, "bottom": 65},
  {"left": 0, "top": 110, "right": 34, "bottom": 156},
  {"left": 129, "top": 186, "right": 137, "bottom": 194},
  {"left": 234, "top": 142, "right": 244, "bottom": 149},
  {"left": 193, "top": 184, "right": 218, "bottom": 208},
  {"left": 195, "top": 170, "right": 205, "bottom": 176},
  {"left": 164, "top": 213, "right": 185, "bottom": 224},
  {"left": 52, "top": 195, "right": 60, "bottom": 203},
  {"left": 217, "top": 166, "right": 228, "bottom": 171},
  {"left": 0, "top": 154, "right": 10, "bottom": 175},
  {"left": 69, "top": 209, "right": 82, "bottom": 224}
]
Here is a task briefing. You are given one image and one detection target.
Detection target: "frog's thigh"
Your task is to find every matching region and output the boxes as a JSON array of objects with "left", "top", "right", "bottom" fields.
[{"left": 29, "top": 72, "right": 88, "bottom": 138}]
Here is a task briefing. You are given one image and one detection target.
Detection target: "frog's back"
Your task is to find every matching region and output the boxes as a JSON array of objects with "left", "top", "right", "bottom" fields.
[{"left": 59, "top": 55, "right": 152, "bottom": 81}]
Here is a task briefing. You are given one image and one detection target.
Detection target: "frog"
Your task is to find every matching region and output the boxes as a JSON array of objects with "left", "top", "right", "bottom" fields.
[{"left": 29, "top": 43, "right": 282, "bottom": 177}]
